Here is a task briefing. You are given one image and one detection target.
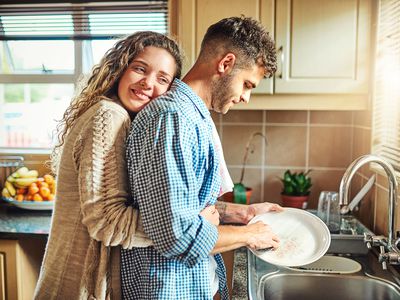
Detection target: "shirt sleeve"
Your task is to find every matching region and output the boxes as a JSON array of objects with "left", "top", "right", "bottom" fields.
[
  {"left": 128, "top": 110, "right": 218, "bottom": 267},
  {"left": 74, "top": 105, "right": 146, "bottom": 249}
]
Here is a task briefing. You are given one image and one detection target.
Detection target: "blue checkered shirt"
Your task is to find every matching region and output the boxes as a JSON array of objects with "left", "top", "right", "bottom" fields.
[{"left": 121, "top": 79, "right": 229, "bottom": 300}]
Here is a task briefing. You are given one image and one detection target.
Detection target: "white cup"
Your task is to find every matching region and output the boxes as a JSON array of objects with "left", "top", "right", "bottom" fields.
[{"left": 317, "top": 191, "right": 340, "bottom": 233}]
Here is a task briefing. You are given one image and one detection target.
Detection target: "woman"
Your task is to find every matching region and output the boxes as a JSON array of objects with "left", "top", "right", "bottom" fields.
[{"left": 34, "top": 31, "right": 194, "bottom": 299}]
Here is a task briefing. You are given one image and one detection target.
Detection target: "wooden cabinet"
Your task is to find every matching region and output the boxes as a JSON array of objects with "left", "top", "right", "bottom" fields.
[
  {"left": 0, "top": 253, "right": 5, "bottom": 300},
  {"left": 0, "top": 239, "right": 46, "bottom": 300},
  {"left": 275, "top": 0, "right": 372, "bottom": 94},
  {"left": 171, "top": 0, "right": 373, "bottom": 110}
]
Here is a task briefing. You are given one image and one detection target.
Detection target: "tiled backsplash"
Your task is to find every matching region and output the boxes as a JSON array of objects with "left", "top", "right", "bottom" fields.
[{"left": 213, "top": 109, "right": 400, "bottom": 236}]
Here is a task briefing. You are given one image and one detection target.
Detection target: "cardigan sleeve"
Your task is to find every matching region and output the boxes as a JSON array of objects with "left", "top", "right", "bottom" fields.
[{"left": 73, "top": 104, "right": 151, "bottom": 249}]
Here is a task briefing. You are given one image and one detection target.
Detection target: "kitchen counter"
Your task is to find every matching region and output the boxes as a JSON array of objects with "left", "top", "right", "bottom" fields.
[
  {"left": 0, "top": 204, "right": 51, "bottom": 238},
  {"left": 0, "top": 204, "right": 250, "bottom": 299},
  {"left": 232, "top": 247, "right": 248, "bottom": 300}
]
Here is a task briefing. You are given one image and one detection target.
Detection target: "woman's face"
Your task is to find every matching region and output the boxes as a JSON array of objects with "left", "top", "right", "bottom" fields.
[{"left": 118, "top": 46, "right": 177, "bottom": 113}]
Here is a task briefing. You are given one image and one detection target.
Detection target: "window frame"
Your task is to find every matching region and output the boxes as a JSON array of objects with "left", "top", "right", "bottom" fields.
[
  {"left": 371, "top": 0, "right": 400, "bottom": 174},
  {"left": 0, "top": 1, "right": 168, "bottom": 153}
]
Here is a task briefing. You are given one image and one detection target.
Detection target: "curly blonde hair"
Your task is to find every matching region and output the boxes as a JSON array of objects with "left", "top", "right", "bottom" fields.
[{"left": 50, "top": 31, "right": 183, "bottom": 173}]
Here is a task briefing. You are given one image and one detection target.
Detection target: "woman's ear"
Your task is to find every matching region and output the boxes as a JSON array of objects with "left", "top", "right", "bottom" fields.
[{"left": 217, "top": 53, "right": 236, "bottom": 75}]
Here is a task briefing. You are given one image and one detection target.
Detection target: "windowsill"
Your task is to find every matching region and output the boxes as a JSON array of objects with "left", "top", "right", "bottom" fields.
[{"left": 0, "top": 148, "right": 51, "bottom": 156}]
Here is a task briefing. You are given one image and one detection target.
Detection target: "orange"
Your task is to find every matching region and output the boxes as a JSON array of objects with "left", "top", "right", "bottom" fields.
[
  {"left": 28, "top": 184, "right": 39, "bottom": 195},
  {"left": 16, "top": 188, "right": 27, "bottom": 195},
  {"left": 15, "top": 194, "right": 24, "bottom": 202},
  {"left": 39, "top": 187, "right": 51, "bottom": 199},
  {"left": 47, "top": 194, "right": 55, "bottom": 201},
  {"left": 50, "top": 184, "right": 56, "bottom": 194},
  {"left": 39, "top": 182, "right": 49, "bottom": 188},
  {"left": 33, "top": 193, "right": 43, "bottom": 201},
  {"left": 43, "top": 174, "right": 54, "bottom": 185}
]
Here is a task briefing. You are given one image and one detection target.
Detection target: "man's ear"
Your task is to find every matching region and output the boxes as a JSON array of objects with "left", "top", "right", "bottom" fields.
[{"left": 217, "top": 53, "right": 236, "bottom": 75}]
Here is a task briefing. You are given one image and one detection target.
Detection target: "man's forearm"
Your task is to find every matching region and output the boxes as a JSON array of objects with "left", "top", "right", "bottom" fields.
[
  {"left": 216, "top": 201, "right": 250, "bottom": 224},
  {"left": 210, "top": 225, "right": 248, "bottom": 254}
]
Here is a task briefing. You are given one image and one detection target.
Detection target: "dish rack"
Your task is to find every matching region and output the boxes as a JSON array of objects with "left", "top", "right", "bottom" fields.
[{"left": 0, "top": 156, "right": 24, "bottom": 189}]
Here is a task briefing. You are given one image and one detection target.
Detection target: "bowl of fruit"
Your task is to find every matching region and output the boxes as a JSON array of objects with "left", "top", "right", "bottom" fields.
[{"left": 1, "top": 167, "right": 56, "bottom": 210}]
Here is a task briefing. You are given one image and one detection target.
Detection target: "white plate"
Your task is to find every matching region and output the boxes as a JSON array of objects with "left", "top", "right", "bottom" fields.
[
  {"left": 1, "top": 197, "right": 54, "bottom": 211},
  {"left": 249, "top": 208, "right": 331, "bottom": 267}
]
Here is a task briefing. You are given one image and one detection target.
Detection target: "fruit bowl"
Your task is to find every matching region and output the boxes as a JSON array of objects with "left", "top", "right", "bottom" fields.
[
  {"left": 2, "top": 167, "right": 56, "bottom": 202},
  {"left": 1, "top": 196, "right": 54, "bottom": 211}
]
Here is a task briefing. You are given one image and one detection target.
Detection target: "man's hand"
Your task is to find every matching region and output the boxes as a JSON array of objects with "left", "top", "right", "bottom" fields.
[
  {"left": 245, "top": 202, "right": 284, "bottom": 224},
  {"left": 245, "top": 221, "right": 280, "bottom": 250}
]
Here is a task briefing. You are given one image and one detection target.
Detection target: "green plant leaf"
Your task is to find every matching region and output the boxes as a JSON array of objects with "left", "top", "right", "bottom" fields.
[{"left": 280, "top": 169, "right": 312, "bottom": 196}]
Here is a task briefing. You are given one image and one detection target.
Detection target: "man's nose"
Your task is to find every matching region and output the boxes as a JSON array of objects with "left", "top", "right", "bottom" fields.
[{"left": 240, "top": 90, "right": 251, "bottom": 103}]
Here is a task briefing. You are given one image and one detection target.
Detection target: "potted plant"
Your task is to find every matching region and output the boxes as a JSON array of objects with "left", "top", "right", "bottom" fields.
[
  {"left": 280, "top": 169, "right": 312, "bottom": 209},
  {"left": 221, "top": 132, "right": 267, "bottom": 205}
]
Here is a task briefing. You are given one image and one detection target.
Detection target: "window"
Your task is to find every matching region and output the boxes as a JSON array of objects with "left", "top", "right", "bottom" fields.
[
  {"left": 372, "top": 0, "right": 400, "bottom": 172},
  {"left": 0, "top": 1, "right": 168, "bottom": 150}
]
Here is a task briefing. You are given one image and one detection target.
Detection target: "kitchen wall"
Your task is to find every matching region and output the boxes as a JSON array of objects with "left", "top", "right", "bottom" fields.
[{"left": 213, "top": 109, "right": 400, "bottom": 236}]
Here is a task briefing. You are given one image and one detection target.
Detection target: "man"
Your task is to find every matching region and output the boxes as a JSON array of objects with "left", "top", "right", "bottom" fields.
[{"left": 122, "top": 16, "right": 280, "bottom": 299}]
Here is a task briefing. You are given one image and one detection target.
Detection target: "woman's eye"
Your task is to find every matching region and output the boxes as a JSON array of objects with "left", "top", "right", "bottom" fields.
[
  {"left": 158, "top": 77, "right": 170, "bottom": 85},
  {"left": 133, "top": 66, "right": 145, "bottom": 73}
]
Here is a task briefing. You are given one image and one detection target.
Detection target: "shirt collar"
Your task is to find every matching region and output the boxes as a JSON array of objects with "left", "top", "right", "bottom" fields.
[{"left": 172, "top": 79, "right": 210, "bottom": 119}]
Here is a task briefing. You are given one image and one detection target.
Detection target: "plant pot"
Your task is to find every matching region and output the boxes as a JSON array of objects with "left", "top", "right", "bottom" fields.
[
  {"left": 221, "top": 188, "right": 253, "bottom": 205},
  {"left": 281, "top": 194, "right": 308, "bottom": 209}
]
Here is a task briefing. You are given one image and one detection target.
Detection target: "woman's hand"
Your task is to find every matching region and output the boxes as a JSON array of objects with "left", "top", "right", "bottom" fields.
[{"left": 200, "top": 205, "right": 220, "bottom": 226}]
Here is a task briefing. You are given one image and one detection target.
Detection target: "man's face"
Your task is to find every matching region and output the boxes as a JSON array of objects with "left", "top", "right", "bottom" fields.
[{"left": 210, "top": 64, "right": 265, "bottom": 114}]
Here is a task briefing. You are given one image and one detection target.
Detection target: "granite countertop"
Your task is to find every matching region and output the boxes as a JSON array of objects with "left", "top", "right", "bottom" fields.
[
  {"left": 0, "top": 204, "right": 51, "bottom": 238},
  {"left": 0, "top": 201, "right": 251, "bottom": 296},
  {"left": 232, "top": 247, "right": 248, "bottom": 300}
]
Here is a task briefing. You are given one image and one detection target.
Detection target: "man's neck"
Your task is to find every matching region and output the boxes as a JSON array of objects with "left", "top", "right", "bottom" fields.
[{"left": 182, "top": 65, "right": 213, "bottom": 110}]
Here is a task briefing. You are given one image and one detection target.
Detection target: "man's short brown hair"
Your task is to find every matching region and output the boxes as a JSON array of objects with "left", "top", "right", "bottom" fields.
[{"left": 199, "top": 16, "right": 277, "bottom": 78}]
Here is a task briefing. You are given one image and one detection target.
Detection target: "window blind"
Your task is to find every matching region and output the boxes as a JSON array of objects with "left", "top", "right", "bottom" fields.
[
  {"left": 0, "top": 1, "right": 168, "bottom": 40},
  {"left": 372, "top": 0, "right": 400, "bottom": 171}
]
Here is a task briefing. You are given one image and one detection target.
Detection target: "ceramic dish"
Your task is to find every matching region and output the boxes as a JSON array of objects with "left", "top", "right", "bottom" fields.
[
  {"left": 249, "top": 208, "right": 331, "bottom": 267},
  {"left": 1, "top": 196, "right": 54, "bottom": 210}
]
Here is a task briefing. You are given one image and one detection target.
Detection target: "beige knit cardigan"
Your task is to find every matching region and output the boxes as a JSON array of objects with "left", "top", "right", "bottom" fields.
[{"left": 34, "top": 99, "right": 152, "bottom": 300}]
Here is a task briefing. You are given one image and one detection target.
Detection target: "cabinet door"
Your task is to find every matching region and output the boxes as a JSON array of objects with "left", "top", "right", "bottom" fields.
[
  {"left": 175, "top": 0, "right": 275, "bottom": 94},
  {"left": 0, "top": 239, "right": 46, "bottom": 300},
  {"left": 275, "top": 0, "right": 371, "bottom": 94},
  {"left": 0, "top": 253, "right": 5, "bottom": 300}
]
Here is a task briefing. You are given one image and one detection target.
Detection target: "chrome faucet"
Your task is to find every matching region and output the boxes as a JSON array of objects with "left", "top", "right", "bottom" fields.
[{"left": 339, "top": 154, "right": 399, "bottom": 268}]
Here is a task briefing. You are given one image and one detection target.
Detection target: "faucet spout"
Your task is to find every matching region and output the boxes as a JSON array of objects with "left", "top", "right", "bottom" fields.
[{"left": 339, "top": 155, "right": 398, "bottom": 249}]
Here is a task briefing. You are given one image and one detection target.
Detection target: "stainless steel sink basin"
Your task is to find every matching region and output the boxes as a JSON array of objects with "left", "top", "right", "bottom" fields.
[
  {"left": 248, "top": 249, "right": 400, "bottom": 300},
  {"left": 261, "top": 273, "right": 400, "bottom": 300}
]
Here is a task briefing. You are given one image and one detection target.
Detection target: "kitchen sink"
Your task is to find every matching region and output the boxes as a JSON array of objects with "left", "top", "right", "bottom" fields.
[
  {"left": 260, "top": 273, "right": 400, "bottom": 300},
  {"left": 248, "top": 249, "right": 400, "bottom": 300}
]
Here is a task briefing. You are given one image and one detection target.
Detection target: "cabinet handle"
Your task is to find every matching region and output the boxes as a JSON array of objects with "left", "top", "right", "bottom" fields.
[{"left": 275, "top": 46, "right": 284, "bottom": 79}]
